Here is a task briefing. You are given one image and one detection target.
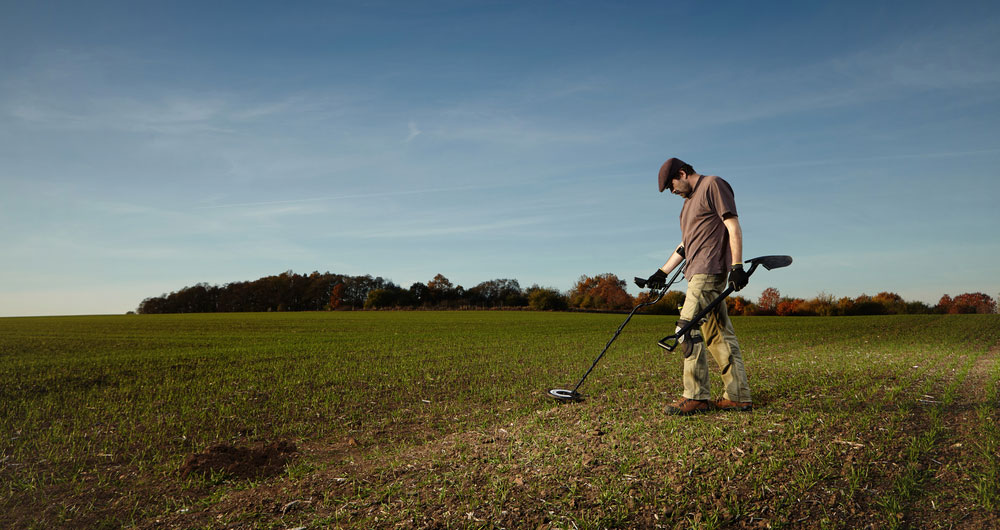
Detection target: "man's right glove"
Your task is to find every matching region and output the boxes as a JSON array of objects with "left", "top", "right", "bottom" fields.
[
  {"left": 646, "top": 269, "right": 668, "bottom": 289},
  {"left": 729, "top": 263, "right": 749, "bottom": 291}
]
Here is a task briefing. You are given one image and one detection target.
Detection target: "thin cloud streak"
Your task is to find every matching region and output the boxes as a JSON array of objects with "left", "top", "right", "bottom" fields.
[
  {"left": 405, "top": 121, "right": 421, "bottom": 142},
  {"left": 720, "top": 148, "right": 1000, "bottom": 172},
  {"left": 342, "top": 216, "right": 549, "bottom": 239},
  {"left": 196, "top": 183, "right": 509, "bottom": 209}
]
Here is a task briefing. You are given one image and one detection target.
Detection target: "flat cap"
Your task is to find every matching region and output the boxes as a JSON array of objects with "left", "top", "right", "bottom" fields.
[{"left": 658, "top": 157, "right": 687, "bottom": 192}]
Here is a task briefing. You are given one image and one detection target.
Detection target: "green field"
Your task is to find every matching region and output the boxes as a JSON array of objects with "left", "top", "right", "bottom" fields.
[{"left": 2, "top": 312, "right": 998, "bottom": 529}]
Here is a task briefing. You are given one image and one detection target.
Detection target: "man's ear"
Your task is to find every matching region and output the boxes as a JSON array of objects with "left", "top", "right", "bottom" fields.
[{"left": 676, "top": 169, "right": 688, "bottom": 180}]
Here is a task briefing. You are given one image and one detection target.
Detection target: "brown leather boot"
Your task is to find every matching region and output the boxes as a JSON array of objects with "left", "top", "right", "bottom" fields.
[
  {"left": 714, "top": 399, "right": 752, "bottom": 412},
  {"left": 665, "top": 398, "right": 711, "bottom": 416}
]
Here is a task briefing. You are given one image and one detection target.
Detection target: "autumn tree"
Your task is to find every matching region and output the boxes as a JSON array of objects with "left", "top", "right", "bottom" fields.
[
  {"left": 727, "top": 296, "right": 755, "bottom": 316},
  {"left": 945, "top": 292, "right": 997, "bottom": 314},
  {"left": 776, "top": 298, "right": 810, "bottom": 316},
  {"left": 328, "top": 283, "right": 345, "bottom": 310},
  {"left": 757, "top": 287, "right": 781, "bottom": 315},
  {"left": 808, "top": 292, "right": 836, "bottom": 317},
  {"left": 843, "top": 294, "right": 887, "bottom": 315},
  {"left": 935, "top": 295, "right": 953, "bottom": 314},
  {"left": 568, "top": 274, "right": 634, "bottom": 311},
  {"left": 872, "top": 292, "right": 906, "bottom": 315},
  {"left": 427, "top": 273, "right": 453, "bottom": 294}
]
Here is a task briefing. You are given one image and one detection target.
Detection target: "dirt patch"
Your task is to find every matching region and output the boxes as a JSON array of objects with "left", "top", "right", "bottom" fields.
[
  {"left": 967, "top": 340, "right": 1000, "bottom": 397},
  {"left": 179, "top": 440, "right": 297, "bottom": 480}
]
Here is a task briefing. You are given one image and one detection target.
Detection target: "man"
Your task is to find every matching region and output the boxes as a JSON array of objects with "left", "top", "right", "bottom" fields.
[{"left": 645, "top": 157, "right": 752, "bottom": 416}]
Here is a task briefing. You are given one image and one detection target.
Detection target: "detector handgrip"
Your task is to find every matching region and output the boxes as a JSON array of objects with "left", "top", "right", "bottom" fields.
[{"left": 658, "top": 336, "right": 680, "bottom": 352}]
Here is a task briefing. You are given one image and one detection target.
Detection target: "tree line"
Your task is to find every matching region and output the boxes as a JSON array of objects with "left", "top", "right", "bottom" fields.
[
  {"left": 726, "top": 289, "right": 998, "bottom": 316},
  {"left": 136, "top": 271, "right": 567, "bottom": 314},
  {"left": 136, "top": 270, "right": 998, "bottom": 315}
]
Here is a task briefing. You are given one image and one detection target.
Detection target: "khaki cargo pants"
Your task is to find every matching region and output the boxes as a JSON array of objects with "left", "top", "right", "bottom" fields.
[{"left": 679, "top": 273, "right": 752, "bottom": 402}]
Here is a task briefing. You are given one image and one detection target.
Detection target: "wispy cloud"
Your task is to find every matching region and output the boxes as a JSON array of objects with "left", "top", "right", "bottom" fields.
[
  {"left": 344, "top": 215, "right": 548, "bottom": 239},
  {"left": 1, "top": 49, "right": 364, "bottom": 136},
  {"left": 634, "top": 21, "right": 1000, "bottom": 130},
  {"left": 196, "top": 183, "right": 507, "bottom": 209},
  {"left": 431, "top": 105, "right": 608, "bottom": 147},
  {"left": 229, "top": 97, "right": 302, "bottom": 121},
  {"left": 719, "top": 148, "right": 1000, "bottom": 172},
  {"left": 7, "top": 93, "right": 233, "bottom": 134},
  {"left": 405, "top": 120, "right": 421, "bottom": 142}
]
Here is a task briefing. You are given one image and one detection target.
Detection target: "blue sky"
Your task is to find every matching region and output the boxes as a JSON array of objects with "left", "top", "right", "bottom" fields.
[{"left": 2, "top": 0, "right": 999, "bottom": 316}]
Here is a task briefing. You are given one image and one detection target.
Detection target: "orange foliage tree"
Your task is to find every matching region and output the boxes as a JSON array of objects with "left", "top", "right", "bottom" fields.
[
  {"left": 568, "top": 274, "right": 634, "bottom": 310},
  {"left": 757, "top": 287, "right": 781, "bottom": 315},
  {"left": 872, "top": 292, "right": 905, "bottom": 314},
  {"left": 776, "top": 298, "right": 808, "bottom": 316},
  {"left": 939, "top": 292, "right": 997, "bottom": 314},
  {"left": 727, "top": 296, "right": 755, "bottom": 316},
  {"left": 328, "top": 283, "right": 345, "bottom": 310}
]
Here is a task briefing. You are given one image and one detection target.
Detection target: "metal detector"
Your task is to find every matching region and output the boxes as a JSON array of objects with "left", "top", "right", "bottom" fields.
[
  {"left": 657, "top": 255, "right": 792, "bottom": 352},
  {"left": 547, "top": 262, "right": 686, "bottom": 402}
]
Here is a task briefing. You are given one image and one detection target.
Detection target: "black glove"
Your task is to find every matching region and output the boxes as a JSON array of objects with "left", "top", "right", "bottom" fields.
[
  {"left": 728, "top": 263, "right": 749, "bottom": 291},
  {"left": 646, "top": 269, "right": 668, "bottom": 289}
]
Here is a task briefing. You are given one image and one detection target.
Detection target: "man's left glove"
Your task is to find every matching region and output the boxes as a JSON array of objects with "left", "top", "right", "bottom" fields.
[
  {"left": 646, "top": 269, "right": 668, "bottom": 289},
  {"left": 729, "top": 263, "right": 749, "bottom": 291}
]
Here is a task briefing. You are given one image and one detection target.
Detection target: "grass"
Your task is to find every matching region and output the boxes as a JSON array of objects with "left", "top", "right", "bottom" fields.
[{"left": 1, "top": 312, "right": 998, "bottom": 528}]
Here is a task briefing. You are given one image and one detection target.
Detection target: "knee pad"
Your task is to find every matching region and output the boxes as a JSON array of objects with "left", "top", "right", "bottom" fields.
[{"left": 675, "top": 319, "right": 703, "bottom": 358}]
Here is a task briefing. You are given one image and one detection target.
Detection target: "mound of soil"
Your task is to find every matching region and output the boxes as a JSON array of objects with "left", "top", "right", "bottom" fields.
[{"left": 179, "top": 441, "right": 297, "bottom": 480}]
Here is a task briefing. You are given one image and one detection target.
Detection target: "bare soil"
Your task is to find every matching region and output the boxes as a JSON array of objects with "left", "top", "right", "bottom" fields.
[{"left": 178, "top": 440, "right": 298, "bottom": 480}]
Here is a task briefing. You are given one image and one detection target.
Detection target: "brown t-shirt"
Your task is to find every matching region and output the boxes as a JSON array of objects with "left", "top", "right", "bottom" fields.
[{"left": 679, "top": 174, "right": 738, "bottom": 276}]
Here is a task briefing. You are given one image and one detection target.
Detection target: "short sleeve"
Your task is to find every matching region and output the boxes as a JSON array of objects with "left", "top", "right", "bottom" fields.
[{"left": 709, "top": 177, "right": 738, "bottom": 219}]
